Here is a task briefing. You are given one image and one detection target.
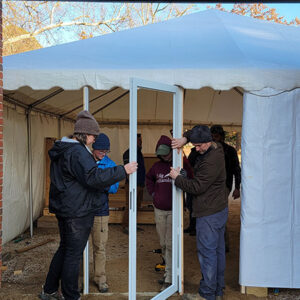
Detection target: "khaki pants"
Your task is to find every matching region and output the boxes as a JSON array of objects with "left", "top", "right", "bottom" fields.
[
  {"left": 154, "top": 207, "right": 172, "bottom": 283},
  {"left": 122, "top": 184, "right": 143, "bottom": 228},
  {"left": 91, "top": 215, "right": 109, "bottom": 285}
]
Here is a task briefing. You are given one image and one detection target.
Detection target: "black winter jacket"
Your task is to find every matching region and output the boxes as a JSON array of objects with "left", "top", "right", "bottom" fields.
[{"left": 48, "top": 139, "right": 126, "bottom": 218}]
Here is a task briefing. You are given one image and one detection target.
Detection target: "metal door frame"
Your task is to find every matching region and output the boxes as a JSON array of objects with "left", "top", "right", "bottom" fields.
[{"left": 129, "top": 78, "right": 184, "bottom": 300}]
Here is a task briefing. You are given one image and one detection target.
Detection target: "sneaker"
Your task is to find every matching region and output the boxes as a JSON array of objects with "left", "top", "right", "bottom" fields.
[
  {"left": 157, "top": 278, "right": 165, "bottom": 285},
  {"left": 160, "top": 282, "right": 171, "bottom": 292},
  {"left": 98, "top": 282, "right": 109, "bottom": 293},
  {"left": 39, "top": 288, "right": 64, "bottom": 300}
]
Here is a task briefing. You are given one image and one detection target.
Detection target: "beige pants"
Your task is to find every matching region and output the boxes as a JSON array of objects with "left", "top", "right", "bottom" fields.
[
  {"left": 91, "top": 215, "right": 109, "bottom": 285},
  {"left": 154, "top": 207, "right": 172, "bottom": 283}
]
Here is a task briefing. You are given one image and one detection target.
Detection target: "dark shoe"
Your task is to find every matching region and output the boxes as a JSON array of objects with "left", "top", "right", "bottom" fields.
[
  {"left": 39, "top": 288, "right": 64, "bottom": 300},
  {"left": 137, "top": 226, "right": 144, "bottom": 232},
  {"left": 160, "top": 282, "right": 171, "bottom": 291},
  {"left": 182, "top": 294, "right": 206, "bottom": 300},
  {"left": 189, "top": 229, "right": 196, "bottom": 236},
  {"left": 98, "top": 282, "right": 109, "bottom": 293},
  {"left": 184, "top": 227, "right": 192, "bottom": 233},
  {"left": 122, "top": 227, "right": 129, "bottom": 234},
  {"left": 157, "top": 278, "right": 165, "bottom": 285}
]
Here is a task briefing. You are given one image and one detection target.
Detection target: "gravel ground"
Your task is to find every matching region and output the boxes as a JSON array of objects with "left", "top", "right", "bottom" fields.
[{"left": 1, "top": 200, "right": 299, "bottom": 300}]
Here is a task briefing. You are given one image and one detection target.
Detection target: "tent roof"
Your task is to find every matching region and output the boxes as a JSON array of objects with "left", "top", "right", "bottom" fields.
[{"left": 4, "top": 9, "right": 300, "bottom": 92}]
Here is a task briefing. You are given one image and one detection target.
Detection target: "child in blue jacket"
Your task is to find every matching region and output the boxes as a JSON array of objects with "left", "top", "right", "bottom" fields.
[{"left": 91, "top": 133, "right": 119, "bottom": 293}]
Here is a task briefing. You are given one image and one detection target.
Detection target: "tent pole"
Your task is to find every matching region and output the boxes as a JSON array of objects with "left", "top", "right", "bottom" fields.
[
  {"left": 26, "top": 109, "right": 33, "bottom": 238},
  {"left": 58, "top": 117, "right": 62, "bottom": 139},
  {"left": 83, "top": 86, "right": 89, "bottom": 111},
  {"left": 83, "top": 86, "right": 89, "bottom": 295}
]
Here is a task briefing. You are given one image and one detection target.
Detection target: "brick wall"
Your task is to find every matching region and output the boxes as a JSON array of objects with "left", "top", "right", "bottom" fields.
[{"left": 0, "top": 0, "right": 3, "bottom": 287}]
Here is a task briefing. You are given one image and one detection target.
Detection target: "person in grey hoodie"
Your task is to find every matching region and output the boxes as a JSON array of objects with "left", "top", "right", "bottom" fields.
[{"left": 39, "top": 111, "right": 137, "bottom": 300}]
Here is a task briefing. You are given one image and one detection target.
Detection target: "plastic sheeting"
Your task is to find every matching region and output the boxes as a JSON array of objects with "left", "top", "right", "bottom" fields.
[{"left": 240, "top": 88, "right": 300, "bottom": 287}]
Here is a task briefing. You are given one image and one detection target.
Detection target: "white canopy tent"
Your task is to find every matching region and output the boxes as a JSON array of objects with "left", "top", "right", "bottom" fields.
[{"left": 3, "top": 9, "right": 300, "bottom": 289}]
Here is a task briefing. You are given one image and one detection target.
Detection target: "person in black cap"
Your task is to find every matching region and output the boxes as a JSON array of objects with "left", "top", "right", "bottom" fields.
[
  {"left": 210, "top": 125, "right": 241, "bottom": 200},
  {"left": 39, "top": 111, "right": 138, "bottom": 300},
  {"left": 121, "top": 133, "right": 146, "bottom": 234},
  {"left": 170, "top": 125, "right": 227, "bottom": 300},
  {"left": 210, "top": 125, "right": 241, "bottom": 253}
]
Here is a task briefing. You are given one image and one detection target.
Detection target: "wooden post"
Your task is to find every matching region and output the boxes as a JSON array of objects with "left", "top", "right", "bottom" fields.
[{"left": 246, "top": 286, "right": 268, "bottom": 297}]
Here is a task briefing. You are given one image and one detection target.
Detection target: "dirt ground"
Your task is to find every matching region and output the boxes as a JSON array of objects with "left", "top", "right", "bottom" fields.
[{"left": 1, "top": 199, "right": 300, "bottom": 300}]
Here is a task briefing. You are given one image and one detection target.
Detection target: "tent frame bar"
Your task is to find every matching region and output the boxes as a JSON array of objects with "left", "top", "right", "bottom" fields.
[
  {"left": 61, "top": 87, "right": 119, "bottom": 117},
  {"left": 92, "top": 90, "right": 129, "bottom": 116},
  {"left": 4, "top": 95, "right": 242, "bottom": 128},
  {"left": 29, "top": 88, "right": 64, "bottom": 108},
  {"left": 4, "top": 94, "right": 75, "bottom": 123}
]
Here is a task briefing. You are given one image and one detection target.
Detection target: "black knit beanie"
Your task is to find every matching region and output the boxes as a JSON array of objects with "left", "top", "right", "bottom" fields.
[
  {"left": 74, "top": 110, "right": 100, "bottom": 135},
  {"left": 189, "top": 125, "right": 212, "bottom": 143},
  {"left": 92, "top": 133, "right": 110, "bottom": 150}
]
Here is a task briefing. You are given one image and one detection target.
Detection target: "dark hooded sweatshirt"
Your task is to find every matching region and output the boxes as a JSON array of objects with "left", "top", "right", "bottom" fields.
[
  {"left": 146, "top": 135, "right": 173, "bottom": 211},
  {"left": 48, "top": 138, "right": 126, "bottom": 218}
]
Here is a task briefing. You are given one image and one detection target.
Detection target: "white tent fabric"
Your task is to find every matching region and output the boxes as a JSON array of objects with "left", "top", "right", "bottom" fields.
[
  {"left": 4, "top": 9, "right": 300, "bottom": 92},
  {"left": 3, "top": 106, "right": 74, "bottom": 243},
  {"left": 240, "top": 88, "right": 300, "bottom": 287}
]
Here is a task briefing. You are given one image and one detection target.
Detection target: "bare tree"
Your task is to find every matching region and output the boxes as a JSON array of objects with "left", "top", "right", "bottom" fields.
[
  {"left": 3, "top": 1, "right": 195, "bottom": 54},
  {"left": 208, "top": 3, "right": 300, "bottom": 26}
]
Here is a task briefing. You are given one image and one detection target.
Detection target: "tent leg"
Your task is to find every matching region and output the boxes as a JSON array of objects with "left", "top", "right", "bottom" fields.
[
  {"left": 58, "top": 117, "right": 61, "bottom": 139},
  {"left": 26, "top": 109, "right": 33, "bottom": 238},
  {"left": 83, "top": 86, "right": 89, "bottom": 295}
]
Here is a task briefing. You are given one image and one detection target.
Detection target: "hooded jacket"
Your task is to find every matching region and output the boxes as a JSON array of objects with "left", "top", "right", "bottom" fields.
[
  {"left": 146, "top": 135, "right": 173, "bottom": 211},
  {"left": 48, "top": 137, "right": 126, "bottom": 218},
  {"left": 94, "top": 155, "right": 119, "bottom": 217}
]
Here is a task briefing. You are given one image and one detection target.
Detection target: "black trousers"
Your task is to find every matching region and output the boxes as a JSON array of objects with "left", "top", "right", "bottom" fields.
[{"left": 44, "top": 214, "right": 94, "bottom": 300}]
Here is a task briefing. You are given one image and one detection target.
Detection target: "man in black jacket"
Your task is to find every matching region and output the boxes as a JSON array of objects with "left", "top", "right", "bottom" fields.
[
  {"left": 210, "top": 125, "right": 241, "bottom": 252},
  {"left": 210, "top": 125, "right": 241, "bottom": 200},
  {"left": 39, "top": 111, "right": 137, "bottom": 300},
  {"left": 121, "top": 133, "right": 146, "bottom": 233}
]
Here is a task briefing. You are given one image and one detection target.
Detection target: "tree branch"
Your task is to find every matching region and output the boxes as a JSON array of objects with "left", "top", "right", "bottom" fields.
[{"left": 4, "top": 19, "right": 122, "bottom": 44}]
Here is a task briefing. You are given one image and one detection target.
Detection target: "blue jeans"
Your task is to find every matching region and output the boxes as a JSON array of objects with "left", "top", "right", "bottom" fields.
[
  {"left": 44, "top": 214, "right": 94, "bottom": 300},
  {"left": 196, "top": 207, "right": 228, "bottom": 300}
]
